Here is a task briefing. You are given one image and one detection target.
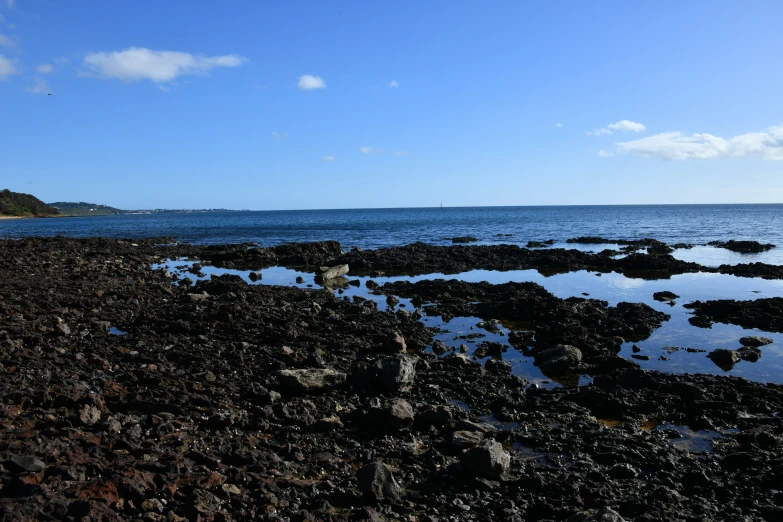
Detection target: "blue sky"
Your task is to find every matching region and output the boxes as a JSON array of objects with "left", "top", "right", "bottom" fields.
[{"left": 1, "top": 0, "right": 782, "bottom": 209}]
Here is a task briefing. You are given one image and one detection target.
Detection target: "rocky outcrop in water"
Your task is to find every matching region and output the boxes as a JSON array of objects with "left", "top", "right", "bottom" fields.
[
  {"left": 708, "top": 240, "right": 775, "bottom": 253},
  {"left": 685, "top": 297, "right": 783, "bottom": 332},
  {"left": 381, "top": 278, "right": 669, "bottom": 377}
]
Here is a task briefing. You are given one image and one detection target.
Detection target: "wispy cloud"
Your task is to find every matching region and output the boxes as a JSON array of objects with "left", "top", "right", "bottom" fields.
[
  {"left": 271, "top": 132, "right": 288, "bottom": 141},
  {"left": 0, "top": 33, "right": 13, "bottom": 47},
  {"left": 555, "top": 123, "right": 563, "bottom": 128},
  {"left": 388, "top": 80, "right": 399, "bottom": 88},
  {"left": 0, "top": 53, "right": 17, "bottom": 79},
  {"left": 298, "top": 74, "right": 325, "bottom": 90},
  {"left": 587, "top": 120, "right": 646, "bottom": 136},
  {"left": 36, "top": 64, "right": 53, "bottom": 74},
  {"left": 6, "top": 0, "right": 15, "bottom": 9},
  {"left": 618, "top": 125, "right": 783, "bottom": 161},
  {"left": 608, "top": 120, "right": 646, "bottom": 132},
  {"left": 321, "top": 155, "right": 335, "bottom": 161},
  {"left": 26, "top": 79, "right": 50, "bottom": 95},
  {"left": 598, "top": 149, "right": 614, "bottom": 158},
  {"left": 395, "top": 151, "right": 408, "bottom": 156},
  {"left": 82, "top": 47, "right": 246, "bottom": 83},
  {"left": 360, "top": 146, "right": 382, "bottom": 155}
]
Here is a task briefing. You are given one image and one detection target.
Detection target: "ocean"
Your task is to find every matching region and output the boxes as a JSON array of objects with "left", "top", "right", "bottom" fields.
[{"left": 3, "top": 204, "right": 783, "bottom": 251}]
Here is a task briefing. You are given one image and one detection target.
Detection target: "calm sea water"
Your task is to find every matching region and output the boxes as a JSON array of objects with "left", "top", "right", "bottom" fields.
[{"left": 3, "top": 204, "right": 783, "bottom": 251}]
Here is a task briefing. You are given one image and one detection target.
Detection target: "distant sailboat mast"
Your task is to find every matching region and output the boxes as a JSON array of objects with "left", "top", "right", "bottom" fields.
[{"left": 440, "top": 201, "right": 443, "bottom": 209}]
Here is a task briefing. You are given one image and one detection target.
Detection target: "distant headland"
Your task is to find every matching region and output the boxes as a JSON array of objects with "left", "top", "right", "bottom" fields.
[{"left": 0, "top": 189, "right": 243, "bottom": 218}]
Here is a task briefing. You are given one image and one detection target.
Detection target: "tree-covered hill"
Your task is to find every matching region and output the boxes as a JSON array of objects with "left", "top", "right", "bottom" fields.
[
  {"left": 49, "top": 202, "right": 123, "bottom": 216},
  {"left": 0, "top": 189, "right": 60, "bottom": 217}
]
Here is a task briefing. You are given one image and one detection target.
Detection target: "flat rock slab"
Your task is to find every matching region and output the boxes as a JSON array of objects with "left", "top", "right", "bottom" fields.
[
  {"left": 316, "top": 264, "right": 349, "bottom": 280},
  {"left": 6, "top": 454, "right": 46, "bottom": 473},
  {"left": 277, "top": 368, "right": 347, "bottom": 393},
  {"left": 740, "top": 336, "right": 774, "bottom": 347}
]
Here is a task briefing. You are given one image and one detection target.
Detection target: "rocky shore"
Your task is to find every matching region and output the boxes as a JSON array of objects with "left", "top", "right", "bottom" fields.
[{"left": 2, "top": 237, "right": 783, "bottom": 521}]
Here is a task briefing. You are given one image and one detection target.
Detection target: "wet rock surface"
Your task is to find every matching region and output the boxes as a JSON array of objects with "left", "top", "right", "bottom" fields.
[
  {"left": 708, "top": 240, "right": 775, "bottom": 253},
  {"left": 381, "top": 278, "right": 668, "bottom": 376},
  {"left": 279, "top": 240, "right": 783, "bottom": 280},
  {"left": 1, "top": 237, "right": 783, "bottom": 520},
  {"left": 685, "top": 297, "right": 783, "bottom": 332}
]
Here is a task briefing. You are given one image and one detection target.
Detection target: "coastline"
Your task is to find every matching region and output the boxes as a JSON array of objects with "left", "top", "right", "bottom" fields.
[{"left": 1, "top": 236, "right": 782, "bottom": 520}]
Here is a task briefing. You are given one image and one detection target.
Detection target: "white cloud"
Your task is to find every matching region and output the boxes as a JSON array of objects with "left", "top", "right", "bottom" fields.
[
  {"left": 271, "top": 132, "right": 288, "bottom": 140},
  {"left": 0, "top": 33, "right": 12, "bottom": 47},
  {"left": 360, "top": 146, "right": 382, "bottom": 155},
  {"left": 555, "top": 123, "right": 563, "bottom": 128},
  {"left": 6, "top": 0, "right": 15, "bottom": 8},
  {"left": 598, "top": 149, "right": 614, "bottom": 158},
  {"left": 617, "top": 125, "right": 783, "bottom": 161},
  {"left": 0, "top": 53, "right": 17, "bottom": 79},
  {"left": 36, "top": 64, "right": 53, "bottom": 74},
  {"left": 321, "top": 155, "right": 335, "bottom": 161},
  {"left": 608, "top": 120, "right": 646, "bottom": 132},
  {"left": 388, "top": 80, "right": 399, "bottom": 88},
  {"left": 26, "top": 79, "right": 50, "bottom": 95},
  {"left": 297, "top": 74, "right": 325, "bottom": 90},
  {"left": 588, "top": 120, "right": 646, "bottom": 136},
  {"left": 586, "top": 128, "right": 613, "bottom": 136},
  {"left": 395, "top": 151, "right": 408, "bottom": 156},
  {"left": 82, "top": 47, "right": 246, "bottom": 83}
]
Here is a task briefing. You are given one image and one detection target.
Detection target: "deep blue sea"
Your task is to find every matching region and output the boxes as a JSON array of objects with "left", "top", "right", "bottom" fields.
[{"left": 3, "top": 204, "right": 783, "bottom": 251}]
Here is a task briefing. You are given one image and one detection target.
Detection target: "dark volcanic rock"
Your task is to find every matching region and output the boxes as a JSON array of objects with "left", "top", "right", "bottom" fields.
[
  {"left": 449, "top": 236, "right": 479, "bottom": 243},
  {"left": 740, "top": 336, "right": 774, "bottom": 347},
  {"left": 357, "top": 462, "right": 401, "bottom": 500},
  {"left": 737, "top": 346, "right": 762, "bottom": 362},
  {"left": 653, "top": 290, "right": 680, "bottom": 302},
  {"left": 707, "top": 349, "right": 742, "bottom": 370},
  {"left": 382, "top": 279, "right": 669, "bottom": 374},
  {"left": 277, "top": 368, "right": 347, "bottom": 393},
  {"left": 708, "top": 240, "right": 775, "bottom": 253},
  {"left": 3, "top": 236, "right": 783, "bottom": 521},
  {"left": 685, "top": 298, "right": 783, "bottom": 332},
  {"left": 460, "top": 439, "right": 511, "bottom": 478},
  {"left": 535, "top": 344, "right": 582, "bottom": 375},
  {"left": 6, "top": 454, "right": 46, "bottom": 473},
  {"left": 526, "top": 240, "right": 554, "bottom": 248},
  {"left": 374, "top": 354, "right": 417, "bottom": 392}
]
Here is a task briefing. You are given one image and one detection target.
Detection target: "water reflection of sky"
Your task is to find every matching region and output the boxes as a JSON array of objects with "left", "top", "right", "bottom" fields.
[
  {"left": 537, "top": 242, "right": 783, "bottom": 267},
  {"left": 154, "top": 259, "right": 783, "bottom": 385}
]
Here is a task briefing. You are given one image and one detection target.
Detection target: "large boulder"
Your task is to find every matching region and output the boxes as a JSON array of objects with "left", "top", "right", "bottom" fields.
[
  {"left": 277, "top": 368, "right": 347, "bottom": 393},
  {"left": 375, "top": 355, "right": 416, "bottom": 392},
  {"left": 357, "top": 462, "right": 401, "bottom": 501},
  {"left": 460, "top": 439, "right": 511, "bottom": 479},
  {"left": 534, "top": 344, "right": 582, "bottom": 375},
  {"left": 707, "top": 349, "right": 741, "bottom": 370}
]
